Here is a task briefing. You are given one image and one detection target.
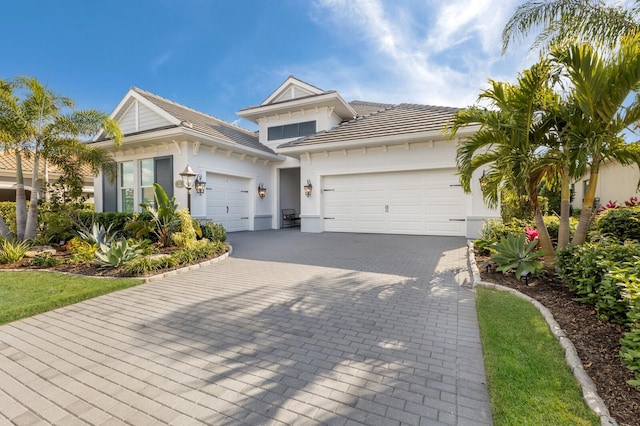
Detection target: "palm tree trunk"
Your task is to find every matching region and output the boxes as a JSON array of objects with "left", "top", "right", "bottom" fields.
[
  {"left": 534, "top": 208, "right": 556, "bottom": 264},
  {"left": 0, "top": 214, "right": 9, "bottom": 238},
  {"left": 14, "top": 150, "right": 27, "bottom": 241},
  {"left": 24, "top": 150, "right": 40, "bottom": 240},
  {"left": 557, "top": 170, "right": 571, "bottom": 249},
  {"left": 572, "top": 165, "right": 599, "bottom": 245}
]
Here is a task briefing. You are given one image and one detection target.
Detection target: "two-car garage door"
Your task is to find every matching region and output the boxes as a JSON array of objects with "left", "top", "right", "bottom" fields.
[{"left": 323, "top": 169, "right": 466, "bottom": 236}]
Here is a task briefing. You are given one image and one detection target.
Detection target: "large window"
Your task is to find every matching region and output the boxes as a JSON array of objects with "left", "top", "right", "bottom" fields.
[
  {"left": 120, "top": 161, "right": 135, "bottom": 213},
  {"left": 267, "top": 121, "right": 316, "bottom": 141},
  {"left": 109, "top": 156, "right": 173, "bottom": 213}
]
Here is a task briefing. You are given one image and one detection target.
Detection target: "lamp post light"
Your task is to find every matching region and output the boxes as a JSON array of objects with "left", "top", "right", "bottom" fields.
[{"left": 179, "top": 164, "right": 197, "bottom": 212}]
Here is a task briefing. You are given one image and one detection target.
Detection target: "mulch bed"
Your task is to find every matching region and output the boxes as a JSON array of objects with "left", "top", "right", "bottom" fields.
[
  {"left": 476, "top": 253, "right": 640, "bottom": 426},
  {"left": 0, "top": 245, "right": 227, "bottom": 278}
]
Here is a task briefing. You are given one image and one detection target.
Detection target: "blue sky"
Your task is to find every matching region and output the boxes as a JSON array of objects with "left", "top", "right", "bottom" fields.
[{"left": 2, "top": 0, "right": 534, "bottom": 129}]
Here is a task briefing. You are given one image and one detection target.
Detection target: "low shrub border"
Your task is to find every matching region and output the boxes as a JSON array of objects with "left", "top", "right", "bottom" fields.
[{"left": 468, "top": 242, "right": 615, "bottom": 425}]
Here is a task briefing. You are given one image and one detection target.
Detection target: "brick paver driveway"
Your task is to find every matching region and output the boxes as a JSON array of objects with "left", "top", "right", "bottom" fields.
[{"left": 0, "top": 230, "right": 491, "bottom": 425}]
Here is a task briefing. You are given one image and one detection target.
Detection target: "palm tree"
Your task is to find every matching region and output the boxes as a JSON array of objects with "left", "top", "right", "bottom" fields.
[
  {"left": 0, "top": 76, "right": 122, "bottom": 241},
  {"left": 448, "top": 61, "right": 560, "bottom": 261},
  {"left": 551, "top": 32, "right": 640, "bottom": 245},
  {"left": 502, "top": 0, "right": 639, "bottom": 53}
]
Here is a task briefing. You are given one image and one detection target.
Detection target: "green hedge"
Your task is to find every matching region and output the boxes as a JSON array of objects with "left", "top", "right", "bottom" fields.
[{"left": 594, "top": 206, "right": 640, "bottom": 242}]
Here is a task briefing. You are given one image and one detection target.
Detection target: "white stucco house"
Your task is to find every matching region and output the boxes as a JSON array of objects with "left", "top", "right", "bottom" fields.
[
  {"left": 572, "top": 160, "right": 640, "bottom": 209},
  {"left": 91, "top": 76, "right": 497, "bottom": 238}
]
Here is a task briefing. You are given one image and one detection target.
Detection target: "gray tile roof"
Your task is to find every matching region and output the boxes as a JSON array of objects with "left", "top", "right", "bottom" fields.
[
  {"left": 278, "top": 103, "right": 461, "bottom": 149},
  {"left": 129, "top": 88, "right": 275, "bottom": 155}
]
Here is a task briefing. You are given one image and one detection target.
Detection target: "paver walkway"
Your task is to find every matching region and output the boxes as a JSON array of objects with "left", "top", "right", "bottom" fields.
[{"left": 0, "top": 230, "right": 492, "bottom": 425}]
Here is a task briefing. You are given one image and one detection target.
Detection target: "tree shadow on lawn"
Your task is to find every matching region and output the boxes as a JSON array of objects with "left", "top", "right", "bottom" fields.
[{"left": 132, "top": 250, "right": 490, "bottom": 425}]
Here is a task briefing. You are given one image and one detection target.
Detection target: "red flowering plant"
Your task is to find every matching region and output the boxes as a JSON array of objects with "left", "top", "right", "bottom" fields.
[
  {"left": 625, "top": 196, "right": 639, "bottom": 207},
  {"left": 524, "top": 226, "right": 539, "bottom": 243}
]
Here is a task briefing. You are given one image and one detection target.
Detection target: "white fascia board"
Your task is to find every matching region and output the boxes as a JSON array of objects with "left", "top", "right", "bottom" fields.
[
  {"left": 261, "top": 76, "right": 325, "bottom": 105},
  {"left": 180, "top": 128, "right": 286, "bottom": 161},
  {"left": 93, "top": 127, "right": 285, "bottom": 162},
  {"left": 91, "top": 89, "right": 181, "bottom": 142},
  {"left": 238, "top": 92, "right": 356, "bottom": 123},
  {"left": 277, "top": 125, "right": 479, "bottom": 155}
]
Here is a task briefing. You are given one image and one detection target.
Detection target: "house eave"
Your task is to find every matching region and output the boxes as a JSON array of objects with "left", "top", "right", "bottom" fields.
[
  {"left": 237, "top": 92, "right": 357, "bottom": 123},
  {"left": 93, "top": 127, "right": 285, "bottom": 161}
]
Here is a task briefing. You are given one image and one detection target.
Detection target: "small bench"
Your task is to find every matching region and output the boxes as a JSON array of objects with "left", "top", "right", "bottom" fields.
[{"left": 281, "top": 209, "right": 301, "bottom": 228}]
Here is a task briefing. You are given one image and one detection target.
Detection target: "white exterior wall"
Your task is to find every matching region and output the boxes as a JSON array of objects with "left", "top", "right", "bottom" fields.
[
  {"left": 95, "top": 140, "right": 277, "bottom": 230},
  {"left": 294, "top": 138, "right": 498, "bottom": 238},
  {"left": 257, "top": 107, "right": 343, "bottom": 150},
  {"left": 572, "top": 162, "right": 640, "bottom": 209}
]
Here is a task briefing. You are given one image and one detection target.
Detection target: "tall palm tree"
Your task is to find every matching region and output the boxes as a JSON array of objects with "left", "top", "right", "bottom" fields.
[
  {"left": 448, "top": 62, "right": 560, "bottom": 261},
  {"left": 502, "top": 0, "right": 639, "bottom": 53},
  {"left": 0, "top": 76, "right": 122, "bottom": 241},
  {"left": 551, "top": 32, "right": 640, "bottom": 245}
]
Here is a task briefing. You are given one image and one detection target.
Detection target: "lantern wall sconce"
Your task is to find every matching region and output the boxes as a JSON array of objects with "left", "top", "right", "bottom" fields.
[
  {"left": 257, "top": 182, "right": 267, "bottom": 199},
  {"left": 194, "top": 174, "right": 206, "bottom": 195},
  {"left": 479, "top": 170, "right": 487, "bottom": 190},
  {"left": 304, "top": 179, "right": 313, "bottom": 197}
]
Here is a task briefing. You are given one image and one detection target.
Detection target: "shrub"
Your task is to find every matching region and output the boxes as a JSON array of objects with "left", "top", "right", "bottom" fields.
[
  {"left": 0, "top": 202, "right": 16, "bottom": 234},
  {"left": 557, "top": 241, "right": 640, "bottom": 323},
  {"left": 95, "top": 239, "right": 142, "bottom": 269},
  {"left": 542, "top": 215, "right": 578, "bottom": 242},
  {"left": 611, "top": 264, "right": 640, "bottom": 388},
  {"left": 67, "top": 237, "right": 97, "bottom": 264},
  {"left": 0, "top": 239, "right": 31, "bottom": 264},
  {"left": 491, "top": 233, "right": 544, "bottom": 277},
  {"left": 27, "top": 253, "right": 61, "bottom": 267},
  {"left": 201, "top": 221, "right": 226, "bottom": 242},
  {"left": 125, "top": 183, "right": 179, "bottom": 247},
  {"left": 172, "top": 209, "right": 198, "bottom": 248},
  {"left": 594, "top": 206, "right": 640, "bottom": 242}
]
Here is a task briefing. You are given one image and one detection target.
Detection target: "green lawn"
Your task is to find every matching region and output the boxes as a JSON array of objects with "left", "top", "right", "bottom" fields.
[
  {"left": 0, "top": 271, "right": 141, "bottom": 325},
  {"left": 476, "top": 287, "right": 599, "bottom": 426}
]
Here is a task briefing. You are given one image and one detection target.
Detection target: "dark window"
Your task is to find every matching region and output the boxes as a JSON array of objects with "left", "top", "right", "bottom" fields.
[{"left": 267, "top": 121, "right": 316, "bottom": 141}]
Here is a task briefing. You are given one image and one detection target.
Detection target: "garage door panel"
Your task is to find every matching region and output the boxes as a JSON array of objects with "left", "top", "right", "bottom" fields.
[
  {"left": 206, "top": 173, "right": 250, "bottom": 232},
  {"left": 324, "top": 169, "right": 465, "bottom": 236}
]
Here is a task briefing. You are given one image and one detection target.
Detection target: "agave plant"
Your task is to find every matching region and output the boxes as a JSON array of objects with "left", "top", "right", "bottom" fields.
[
  {"left": 94, "top": 239, "right": 142, "bottom": 269},
  {"left": 491, "top": 233, "right": 544, "bottom": 277},
  {"left": 77, "top": 222, "right": 117, "bottom": 246}
]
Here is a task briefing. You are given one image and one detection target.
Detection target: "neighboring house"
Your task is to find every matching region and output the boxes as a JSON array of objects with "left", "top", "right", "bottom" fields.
[
  {"left": 0, "top": 150, "right": 94, "bottom": 202},
  {"left": 92, "top": 76, "right": 498, "bottom": 237},
  {"left": 572, "top": 160, "right": 640, "bottom": 209}
]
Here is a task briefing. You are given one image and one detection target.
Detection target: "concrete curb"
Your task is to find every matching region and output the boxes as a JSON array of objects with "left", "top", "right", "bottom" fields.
[
  {"left": 467, "top": 241, "right": 617, "bottom": 426},
  {"left": 142, "top": 244, "right": 233, "bottom": 283}
]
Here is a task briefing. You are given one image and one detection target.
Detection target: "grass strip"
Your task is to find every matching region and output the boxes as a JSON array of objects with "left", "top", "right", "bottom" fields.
[
  {"left": 0, "top": 271, "right": 141, "bottom": 325},
  {"left": 476, "top": 287, "right": 599, "bottom": 425}
]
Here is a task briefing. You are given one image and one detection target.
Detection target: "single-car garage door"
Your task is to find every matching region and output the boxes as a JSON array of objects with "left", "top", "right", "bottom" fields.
[
  {"left": 206, "top": 173, "right": 250, "bottom": 232},
  {"left": 323, "top": 169, "right": 466, "bottom": 236}
]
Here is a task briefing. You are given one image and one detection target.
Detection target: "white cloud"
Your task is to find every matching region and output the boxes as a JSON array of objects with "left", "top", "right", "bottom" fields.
[
  {"left": 311, "top": 0, "right": 528, "bottom": 107},
  {"left": 151, "top": 51, "right": 172, "bottom": 73}
]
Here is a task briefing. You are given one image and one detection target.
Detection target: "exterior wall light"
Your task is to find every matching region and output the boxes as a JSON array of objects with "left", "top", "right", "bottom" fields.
[
  {"left": 479, "top": 170, "right": 488, "bottom": 190},
  {"left": 179, "top": 164, "right": 197, "bottom": 212},
  {"left": 257, "top": 182, "right": 267, "bottom": 199},
  {"left": 304, "top": 179, "right": 313, "bottom": 197},
  {"left": 194, "top": 174, "right": 206, "bottom": 195}
]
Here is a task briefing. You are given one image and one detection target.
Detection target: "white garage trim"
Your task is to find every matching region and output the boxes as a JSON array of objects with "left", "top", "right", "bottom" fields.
[
  {"left": 206, "top": 173, "right": 251, "bottom": 232},
  {"left": 322, "top": 169, "right": 466, "bottom": 236}
]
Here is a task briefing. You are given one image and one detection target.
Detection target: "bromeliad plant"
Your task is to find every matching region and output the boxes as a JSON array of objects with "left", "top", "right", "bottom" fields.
[{"left": 491, "top": 233, "right": 544, "bottom": 277}]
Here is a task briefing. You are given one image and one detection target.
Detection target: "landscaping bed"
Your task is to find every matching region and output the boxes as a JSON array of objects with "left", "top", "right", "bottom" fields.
[
  {"left": 0, "top": 243, "right": 228, "bottom": 278},
  {"left": 476, "top": 253, "right": 640, "bottom": 426}
]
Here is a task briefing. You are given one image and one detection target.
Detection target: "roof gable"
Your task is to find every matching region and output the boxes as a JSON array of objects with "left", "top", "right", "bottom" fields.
[
  {"left": 95, "top": 87, "right": 276, "bottom": 156},
  {"left": 261, "top": 76, "right": 326, "bottom": 106}
]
